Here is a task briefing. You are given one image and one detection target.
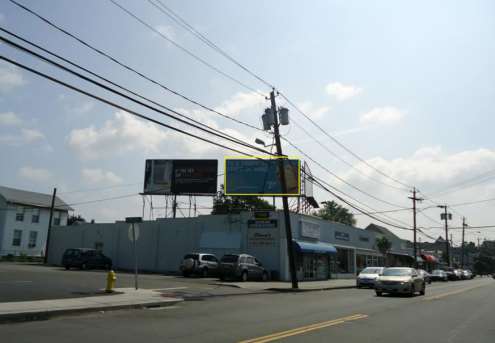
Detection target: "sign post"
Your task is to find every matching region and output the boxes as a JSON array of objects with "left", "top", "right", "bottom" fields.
[{"left": 125, "top": 217, "right": 142, "bottom": 290}]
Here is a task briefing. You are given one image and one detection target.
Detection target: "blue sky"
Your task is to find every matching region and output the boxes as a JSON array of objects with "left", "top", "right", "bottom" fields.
[{"left": 1, "top": 0, "right": 495, "bottom": 243}]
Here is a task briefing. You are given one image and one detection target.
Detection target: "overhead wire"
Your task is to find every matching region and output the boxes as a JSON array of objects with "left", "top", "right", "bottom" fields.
[
  {"left": 148, "top": 0, "right": 274, "bottom": 89},
  {"left": 106, "top": 0, "right": 266, "bottom": 96},
  {"left": 7, "top": 0, "right": 265, "bottom": 134},
  {"left": 0, "top": 33, "right": 275, "bottom": 157}
]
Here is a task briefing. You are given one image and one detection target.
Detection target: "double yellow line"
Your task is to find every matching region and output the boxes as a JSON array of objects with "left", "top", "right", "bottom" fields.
[{"left": 238, "top": 313, "right": 368, "bottom": 343}]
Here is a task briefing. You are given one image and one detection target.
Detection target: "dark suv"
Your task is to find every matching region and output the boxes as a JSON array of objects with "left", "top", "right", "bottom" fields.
[
  {"left": 62, "top": 248, "right": 112, "bottom": 270},
  {"left": 219, "top": 254, "right": 268, "bottom": 281}
]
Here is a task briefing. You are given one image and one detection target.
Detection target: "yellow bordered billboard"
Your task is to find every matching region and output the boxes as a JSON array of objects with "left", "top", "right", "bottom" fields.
[{"left": 224, "top": 156, "right": 301, "bottom": 196}]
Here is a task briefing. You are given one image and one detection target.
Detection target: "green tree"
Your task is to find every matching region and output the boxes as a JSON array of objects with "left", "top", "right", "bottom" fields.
[
  {"left": 67, "top": 214, "right": 86, "bottom": 226},
  {"left": 314, "top": 200, "right": 356, "bottom": 226},
  {"left": 211, "top": 185, "right": 275, "bottom": 215},
  {"left": 376, "top": 236, "right": 392, "bottom": 267}
]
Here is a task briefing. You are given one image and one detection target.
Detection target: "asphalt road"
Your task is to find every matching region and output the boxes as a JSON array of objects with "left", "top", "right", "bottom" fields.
[
  {"left": 0, "top": 263, "right": 257, "bottom": 302},
  {"left": 0, "top": 271, "right": 493, "bottom": 343}
]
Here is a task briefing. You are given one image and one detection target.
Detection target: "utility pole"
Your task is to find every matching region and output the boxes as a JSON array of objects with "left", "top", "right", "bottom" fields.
[
  {"left": 409, "top": 187, "right": 423, "bottom": 268},
  {"left": 461, "top": 217, "right": 466, "bottom": 268},
  {"left": 438, "top": 205, "right": 451, "bottom": 267},
  {"left": 270, "top": 89, "right": 298, "bottom": 289},
  {"left": 44, "top": 187, "right": 57, "bottom": 264}
]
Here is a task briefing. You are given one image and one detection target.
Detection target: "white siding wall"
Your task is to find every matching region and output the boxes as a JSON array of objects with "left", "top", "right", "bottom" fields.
[{"left": 0, "top": 203, "right": 68, "bottom": 256}]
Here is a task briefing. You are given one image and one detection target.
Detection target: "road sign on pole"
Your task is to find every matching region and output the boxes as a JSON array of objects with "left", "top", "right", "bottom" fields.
[{"left": 125, "top": 217, "right": 142, "bottom": 290}]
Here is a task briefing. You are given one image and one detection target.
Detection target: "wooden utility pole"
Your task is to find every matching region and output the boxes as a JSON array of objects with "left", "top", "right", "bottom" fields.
[
  {"left": 270, "top": 89, "right": 298, "bottom": 289},
  {"left": 438, "top": 205, "right": 451, "bottom": 267},
  {"left": 409, "top": 187, "right": 423, "bottom": 268},
  {"left": 44, "top": 187, "right": 57, "bottom": 264}
]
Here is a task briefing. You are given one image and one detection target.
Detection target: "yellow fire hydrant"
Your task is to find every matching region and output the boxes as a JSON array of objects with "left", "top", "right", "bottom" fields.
[{"left": 106, "top": 270, "right": 117, "bottom": 293}]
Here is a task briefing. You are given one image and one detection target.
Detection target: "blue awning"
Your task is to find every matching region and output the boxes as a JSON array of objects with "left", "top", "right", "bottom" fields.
[{"left": 293, "top": 240, "right": 337, "bottom": 255}]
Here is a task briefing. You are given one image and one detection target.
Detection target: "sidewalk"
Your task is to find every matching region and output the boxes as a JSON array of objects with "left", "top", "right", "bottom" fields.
[
  {"left": 0, "top": 288, "right": 182, "bottom": 323},
  {"left": 214, "top": 278, "right": 356, "bottom": 292}
]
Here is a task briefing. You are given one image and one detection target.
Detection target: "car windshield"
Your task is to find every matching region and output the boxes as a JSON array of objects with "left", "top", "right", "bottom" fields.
[
  {"left": 221, "top": 255, "right": 239, "bottom": 263},
  {"left": 382, "top": 268, "right": 412, "bottom": 276},
  {"left": 361, "top": 268, "right": 381, "bottom": 274},
  {"left": 432, "top": 270, "right": 443, "bottom": 274}
]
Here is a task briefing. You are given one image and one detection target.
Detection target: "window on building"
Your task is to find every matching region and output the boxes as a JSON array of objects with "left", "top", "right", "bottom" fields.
[
  {"left": 53, "top": 211, "right": 61, "bottom": 226},
  {"left": 31, "top": 208, "right": 40, "bottom": 223},
  {"left": 16, "top": 206, "right": 24, "bottom": 222},
  {"left": 28, "top": 231, "right": 38, "bottom": 248},
  {"left": 12, "top": 230, "right": 22, "bottom": 246}
]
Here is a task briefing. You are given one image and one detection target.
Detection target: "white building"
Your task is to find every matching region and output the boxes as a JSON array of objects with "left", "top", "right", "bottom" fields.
[{"left": 0, "top": 186, "right": 72, "bottom": 256}]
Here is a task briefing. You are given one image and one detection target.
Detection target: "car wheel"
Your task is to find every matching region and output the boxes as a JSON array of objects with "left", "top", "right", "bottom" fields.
[
  {"left": 261, "top": 271, "right": 268, "bottom": 281},
  {"left": 81, "top": 263, "right": 87, "bottom": 270},
  {"left": 104, "top": 263, "right": 111, "bottom": 270},
  {"left": 64, "top": 265, "right": 70, "bottom": 270},
  {"left": 409, "top": 285, "right": 415, "bottom": 297},
  {"left": 376, "top": 291, "right": 382, "bottom": 297},
  {"left": 201, "top": 268, "right": 209, "bottom": 278},
  {"left": 420, "top": 283, "right": 426, "bottom": 296},
  {"left": 182, "top": 271, "right": 190, "bottom": 277},
  {"left": 241, "top": 271, "right": 248, "bottom": 282},
  {"left": 357, "top": 285, "right": 361, "bottom": 289}
]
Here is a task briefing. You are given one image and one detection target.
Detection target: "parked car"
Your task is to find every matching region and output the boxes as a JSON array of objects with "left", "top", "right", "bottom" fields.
[
  {"left": 453, "top": 269, "right": 464, "bottom": 280},
  {"left": 356, "top": 267, "right": 385, "bottom": 288},
  {"left": 430, "top": 269, "right": 448, "bottom": 282},
  {"left": 462, "top": 269, "right": 473, "bottom": 280},
  {"left": 418, "top": 269, "right": 432, "bottom": 284},
  {"left": 180, "top": 253, "right": 219, "bottom": 277},
  {"left": 444, "top": 268, "right": 457, "bottom": 281},
  {"left": 375, "top": 267, "right": 426, "bottom": 297},
  {"left": 219, "top": 254, "right": 268, "bottom": 281},
  {"left": 62, "top": 248, "right": 112, "bottom": 270}
]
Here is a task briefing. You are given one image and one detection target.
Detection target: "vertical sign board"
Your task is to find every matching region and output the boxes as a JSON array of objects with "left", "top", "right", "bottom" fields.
[
  {"left": 143, "top": 159, "right": 218, "bottom": 195},
  {"left": 300, "top": 221, "right": 321, "bottom": 240}
]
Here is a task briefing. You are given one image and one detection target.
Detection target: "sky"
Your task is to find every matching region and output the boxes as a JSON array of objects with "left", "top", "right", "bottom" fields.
[{"left": 1, "top": 0, "right": 495, "bottom": 244}]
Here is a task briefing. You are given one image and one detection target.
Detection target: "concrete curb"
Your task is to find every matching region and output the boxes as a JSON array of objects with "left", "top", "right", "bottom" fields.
[
  {"left": 266, "top": 285, "right": 356, "bottom": 293},
  {"left": 0, "top": 297, "right": 183, "bottom": 324}
]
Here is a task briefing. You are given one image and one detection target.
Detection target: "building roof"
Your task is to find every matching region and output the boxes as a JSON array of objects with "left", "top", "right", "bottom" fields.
[{"left": 0, "top": 186, "right": 73, "bottom": 211}]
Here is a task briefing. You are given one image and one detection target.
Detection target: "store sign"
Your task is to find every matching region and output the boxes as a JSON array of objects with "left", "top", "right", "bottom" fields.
[
  {"left": 335, "top": 231, "right": 350, "bottom": 241},
  {"left": 300, "top": 221, "right": 320, "bottom": 240},
  {"left": 247, "top": 219, "right": 277, "bottom": 229},
  {"left": 254, "top": 211, "right": 271, "bottom": 220},
  {"left": 248, "top": 229, "right": 278, "bottom": 247}
]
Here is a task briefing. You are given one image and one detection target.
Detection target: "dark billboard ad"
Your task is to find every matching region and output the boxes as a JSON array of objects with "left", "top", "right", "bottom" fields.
[{"left": 143, "top": 159, "right": 218, "bottom": 195}]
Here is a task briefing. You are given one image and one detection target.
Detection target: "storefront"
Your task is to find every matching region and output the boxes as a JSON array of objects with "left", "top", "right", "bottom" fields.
[
  {"left": 293, "top": 240, "right": 337, "bottom": 280},
  {"left": 356, "top": 250, "right": 385, "bottom": 273}
]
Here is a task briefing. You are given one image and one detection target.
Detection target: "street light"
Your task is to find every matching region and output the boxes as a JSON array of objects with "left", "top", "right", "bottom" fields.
[{"left": 254, "top": 138, "right": 275, "bottom": 147}]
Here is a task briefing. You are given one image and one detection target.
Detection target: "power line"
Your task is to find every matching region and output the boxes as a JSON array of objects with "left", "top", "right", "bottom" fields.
[
  {"left": 282, "top": 136, "right": 409, "bottom": 208},
  {"left": 353, "top": 208, "right": 413, "bottom": 216},
  {"left": 7, "top": 0, "right": 265, "bottom": 134},
  {"left": 309, "top": 175, "right": 412, "bottom": 231},
  {"left": 0, "top": 55, "right": 271, "bottom": 160},
  {"left": 289, "top": 116, "right": 409, "bottom": 192},
  {"left": 0, "top": 33, "right": 274, "bottom": 157},
  {"left": 279, "top": 93, "right": 413, "bottom": 190},
  {"left": 148, "top": 0, "right": 274, "bottom": 89},
  {"left": 106, "top": 0, "right": 265, "bottom": 96}
]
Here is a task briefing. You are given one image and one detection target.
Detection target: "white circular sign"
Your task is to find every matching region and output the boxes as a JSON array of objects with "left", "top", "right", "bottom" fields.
[{"left": 128, "top": 224, "right": 140, "bottom": 241}]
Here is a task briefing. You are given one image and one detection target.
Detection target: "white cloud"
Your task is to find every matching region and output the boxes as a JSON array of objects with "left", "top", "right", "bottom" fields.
[
  {"left": 81, "top": 168, "right": 123, "bottom": 185},
  {"left": 0, "top": 128, "right": 45, "bottom": 146},
  {"left": 297, "top": 101, "right": 331, "bottom": 120},
  {"left": 68, "top": 110, "right": 169, "bottom": 160},
  {"left": 0, "top": 112, "right": 22, "bottom": 126},
  {"left": 155, "top": 25, "right": 176, "bottom": 41},
  {"left": 0, "top": 62, "right": 26, "bottom": 93},
  {"left": 214, "top": 91, "right": 265, "bottom": 116},
  {"left": 71, "top": 101, "right": 95, "bottom": 114},
  {"left": 359, "top": 106, "right": 405, "bottom": 125},
  {"left": 18, "top": 166, "right": 53, "bottom": 183},
  {"left": 21, "top": 128, "right": 45, "bottom": 143},
  {"left": 325, "top": 82, "right": 362, "bottom": 101}
]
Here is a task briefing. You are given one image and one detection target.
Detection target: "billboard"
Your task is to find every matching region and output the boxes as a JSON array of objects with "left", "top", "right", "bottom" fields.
[
  {"left": 224, "top": 158, "right": 300, "bottom": 196},
  {"left": 143, "top": 159, "right": 217, "bottom": 195}
]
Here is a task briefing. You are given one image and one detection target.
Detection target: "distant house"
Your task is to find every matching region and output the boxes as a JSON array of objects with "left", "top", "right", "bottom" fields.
[{"left": 0, "top": 186, "right": 72, "bottom": 256}]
